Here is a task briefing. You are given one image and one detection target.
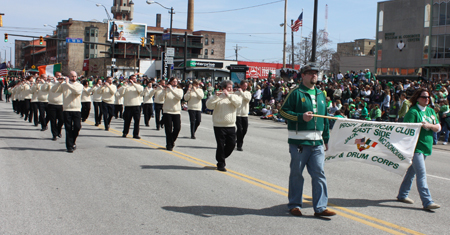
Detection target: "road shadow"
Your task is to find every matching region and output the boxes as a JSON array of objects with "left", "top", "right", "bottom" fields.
[
  {"left": 175, "top": 145, "right": 216, "bottom": 150},
  {"left": 140, "top": 165, "right": 216, "bottom": 171},
  {"left": 259, "top": 126, "right": 287, "bottom": 130},
  {"left": 0, "top": 136, "right": 43, "bottom": 140},
  {"left": 161, "top": 204, "right": 325, "bottom": 219},
  {"left": 328, "top": 198, "right": 430, "bottom": 212},
  {"left": 142, "top": 135, "right": 165, "bottom": 138},
  {"left": 0, "top": 147, "right": 65, "bottom": 152},
  {"left": 0, "top": 127, "right": 38, "bottom": 131},
  {"left": 107, "top": 145, "right": 159, "bottom": 150},
  {"left": 82, "top": 135, "right": 119, "bottom": 138}
]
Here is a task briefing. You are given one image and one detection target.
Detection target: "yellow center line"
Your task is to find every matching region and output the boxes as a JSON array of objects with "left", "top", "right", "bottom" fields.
[{"left": 85, "top": 120, "right": 423, "bottom": 235}]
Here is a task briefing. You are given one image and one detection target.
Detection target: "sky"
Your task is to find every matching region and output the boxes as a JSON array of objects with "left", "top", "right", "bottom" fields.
[{"left": 0, "top": 0, "right": 381, "bottom": 67}]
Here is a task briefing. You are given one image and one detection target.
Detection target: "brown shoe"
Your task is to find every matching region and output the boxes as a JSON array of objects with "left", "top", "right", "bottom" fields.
[
  {"left": 289, "top": 208, "right": 302, "bottom": 216},
  {"left": 314, "top": 209, "right": 336, "bottom": 217}
]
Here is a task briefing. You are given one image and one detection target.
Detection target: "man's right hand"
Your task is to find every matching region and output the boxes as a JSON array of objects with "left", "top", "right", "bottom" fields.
[{"left": 303, "top": 111, "right": 314, "bottom": 122}]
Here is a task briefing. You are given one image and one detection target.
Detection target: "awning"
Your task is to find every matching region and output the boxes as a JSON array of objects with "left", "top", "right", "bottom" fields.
[{"left": 421, "top": 64, "right": 450, "bottom": 67}]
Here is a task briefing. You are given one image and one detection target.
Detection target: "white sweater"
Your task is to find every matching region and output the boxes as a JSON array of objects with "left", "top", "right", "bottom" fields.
[
  {"left": 235, "top": 90, "right": 252, "bottom": 117},
  {"left": 162, "top": 87, "right": 183, "bottom": 114},
  {"left": 31, "top": 83, "right": 39, "bottom": 102},
  {"left": 114, "top": 91, "right": 124, "bottom": 105},
  {"left": 48, "top": 82, "right": 64, "bottom": 105},
  {"left": 206, "top": 94, "right": 242, "bottom": 127},
  {"left": 143, "top": 87, "right": 156, "bottom": 104},
  {"left": 153, "top": 87, "right": 165, "bottom": 104},
  {"left": 61, "top": 82, "right": 83, "bottom": 112},
  {"left": 92, "top": 86, "right": 103, "bottom": 102},
  {"left": 101, "top": 84, "right": 117, "bottom": 104},
  {"left": 37, "top": 82, "right": 49, "bottom": 102},
  {"left": 120, "top": 83, "right": 144, "bottom": 106},
  {"left": 184, "top": 87, "right": 203, "bottom": 111},
  {"left": 81, "top": 87, "right": 92, "bottom": 102},
  {"left": 21, "top": 83, "right": 33, "bottom": 99}
]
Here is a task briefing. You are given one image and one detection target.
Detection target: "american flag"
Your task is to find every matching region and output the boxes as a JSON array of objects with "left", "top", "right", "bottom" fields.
[
  {"left": 354, "top": 138, "right": 365, "bottom": 145},
  {"left": 0, "top": 62, "right": 7, "bottom": 76},
  {"left": 291, "top": 12, "right": 303, "bottom": 32}
]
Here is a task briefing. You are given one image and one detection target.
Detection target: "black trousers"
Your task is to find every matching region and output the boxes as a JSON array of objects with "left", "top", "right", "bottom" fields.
[
  {"left": 143, "top": 103, "right": 154, "bottom": 126},
  {"left": 102, "top": 102, "right": 114, "bottom": 129},
  {"left": 30, "top": 101, "right": 39, "bottom": 125},
  {"left": 93, "top": 101, "right": 103, "bottom": 125},
  {"left": 23, "top": 99, "right": 31, "bottom": 120},
  {"left": 47, "top": 104, "right": 64, "bottom": 138},
  {"left": 154, "top": 103, "right": 164, "bottom": 128},
  {"left": 64, "top": 111, "right": 81, "bottom": 150},
  {"left": 19, "top": 100, "right": 25, "bottom": 116},
  {"left": 123, "top": 106, "right": 141, "bottom": 137},
  {"left": 81, "top": 102, "right": 91, "bottom": 121},
  {"left": 214, "top": 126, "right": 236, "bottom": 167},
  {"left": 236, "top": 116, "right": 248, "bottom": 148},
  {"left": 13, "top": 100, "right": 18, "bottom": 113},
  {"left": 38, "top": 102, "right": 49, "bottom": 129},
  {"left": 188, "top": 110, "right": 201, "bottom": 137},
  {"left": 114, "top": 104, "right": 123, "bottom": 118},
  {"left": 163, "top": 113, "right": 181, "bottom": 148}
]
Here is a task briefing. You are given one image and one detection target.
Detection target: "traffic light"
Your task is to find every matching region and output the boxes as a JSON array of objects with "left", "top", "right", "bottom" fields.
[
  {"left": 4, "top": 33, "right": 7, "bottom": 42},
  {"left": 39, "top": 36, "right": 43, "bottom": 45},
  {"left": 140, "top": 37, "right": 145, "bottom": 47},
  {"left": 150, "top": 35, "right": 155, "bottom": 46}
]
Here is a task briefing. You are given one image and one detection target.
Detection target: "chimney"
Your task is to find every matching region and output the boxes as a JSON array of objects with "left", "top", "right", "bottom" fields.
[
  {"left": 187, "top": 0, "right": 194, "bottom": 31},
  {"left": 156, "top": 14, "right": 161, "bottom": 28}
]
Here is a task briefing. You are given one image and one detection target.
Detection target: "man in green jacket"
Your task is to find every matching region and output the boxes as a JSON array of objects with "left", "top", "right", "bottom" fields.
[
  {"left": 280, "top": 65, "right": 336, "bottom": 217},
  {"left": 398, "top": 93, "right": 410, "bottom": 122}
]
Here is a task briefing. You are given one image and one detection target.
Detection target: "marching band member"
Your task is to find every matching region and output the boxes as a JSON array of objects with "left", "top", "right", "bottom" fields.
[{"left": 184, "top": 79, "right": 203, "bottom": 139}]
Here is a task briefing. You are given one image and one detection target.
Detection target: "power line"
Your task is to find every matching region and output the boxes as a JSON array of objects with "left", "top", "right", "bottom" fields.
[{"left": 177, "top": 0, "right": 284, "bottom": 14}]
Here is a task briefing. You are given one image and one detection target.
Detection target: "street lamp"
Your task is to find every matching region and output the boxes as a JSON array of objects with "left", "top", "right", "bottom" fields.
[
  {"left": 96, "top": 3, "right": 115, "bottom": 77},
  {"left": 146, "top": 0, "right": 174, "bottom": 79}
]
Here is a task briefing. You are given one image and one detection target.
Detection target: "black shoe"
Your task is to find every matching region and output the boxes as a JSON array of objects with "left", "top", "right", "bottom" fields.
[
  {"left": 67, "top": 148, "right": 74, "bottom": 153},
  {"left": 236, "top": 147, "right": 243, "bottom": 151},
  {"left": 34, "top": 124, "right": 38, "bottom": 127},
  {"left": 73, "top": 145, "right": 77, "bottom": 150},
  {"left": 40, "top": 126, "right": 48, "bottom": 131},
  {"left": 145, "top": 124, "right": 149, "bottom": 127},
  {"left": 95, "top": 123, "right": 99, "bottom": 126},
  {"left": 52, "top": 137, "right": 57, "bottom": 141},
  {"left": 122, "top": 134, "right": 127, "bottom": 137},
  {"left": 166, "top": 146, "right": 173, "bottom": 151},
  {"left": 191, "top": 136, "right": 196, "bottom": 139},
  {"left": 156, "top": 127, "right": 160, "bottom": 131},
  {"left": 160, "top": 124, "right": 164, "bottom": 129},
  {"left": 133, "top": 136, "right": 141, "bottom": 139},
  {"left": 217, "top": 166, "right": 227, "bottom": 172},
  {"left": 105, "top": 128, "right": 109, "bottom": 131},
  {"left": 82, "top": 119, "right": 86, "bottom": 122},
  {"left": 58, "top": 134, "right": 62, "bottom": 138}
]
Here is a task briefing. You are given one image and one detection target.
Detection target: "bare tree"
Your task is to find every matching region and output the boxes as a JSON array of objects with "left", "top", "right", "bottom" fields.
[{"left": 287, "top": 29, "right": 335, "bottom": 71}]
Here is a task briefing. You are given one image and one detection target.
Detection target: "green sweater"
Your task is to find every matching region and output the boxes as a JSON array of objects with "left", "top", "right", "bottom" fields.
[
  {"left": 404, "top": 105, "right": 439, "bottom": 156},
  {"left": 398, "top": 100, "right": 411, "bottom": 118},
  {"left": 370, "top": 108, "right": 382, "bottom": 120},
  {"left": 280, "top": 84, "right": 330, "bottom": 146}
]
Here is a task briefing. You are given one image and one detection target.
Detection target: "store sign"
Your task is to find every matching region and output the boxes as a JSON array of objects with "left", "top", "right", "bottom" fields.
[
  {"left": 385, "top": 32, "right": 420, "bottom": 42},
  {"left": 188, "top": 61, "right": 223, "bottom": 68}
]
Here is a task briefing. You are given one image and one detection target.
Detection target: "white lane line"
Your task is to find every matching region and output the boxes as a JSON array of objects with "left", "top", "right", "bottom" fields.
[{"left": 427, "top": 174, "right": 450, "bottom": 181}]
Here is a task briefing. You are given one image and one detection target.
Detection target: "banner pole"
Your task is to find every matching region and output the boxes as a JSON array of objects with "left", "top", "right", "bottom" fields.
[{"left": 312, "top": 114, "right": 338, "bottom": 120}]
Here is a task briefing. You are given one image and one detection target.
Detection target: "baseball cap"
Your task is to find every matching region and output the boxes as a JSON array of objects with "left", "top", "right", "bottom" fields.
[{"left": 301, "top": 65, "right": 319, "bottom": 74}]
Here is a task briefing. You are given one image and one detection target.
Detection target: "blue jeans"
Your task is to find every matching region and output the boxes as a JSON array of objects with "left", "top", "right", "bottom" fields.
[
  {"left": 397, "top": 153, "right": 434, "bottom": 208},
  {"left": 288, "top": 144, "right": 328, "bottom": 213},
  {"left": 436, "top": 122, "right": 449, "bottom": 142}
]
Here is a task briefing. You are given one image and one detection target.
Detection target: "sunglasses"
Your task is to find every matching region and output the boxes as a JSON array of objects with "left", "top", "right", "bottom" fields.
[{"left": 419, "top": 96, "right": 430, "bottom": 99}]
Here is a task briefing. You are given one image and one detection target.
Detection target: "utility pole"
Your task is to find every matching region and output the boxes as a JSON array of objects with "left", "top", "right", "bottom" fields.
[
  {"left": 304, "top": 37, "right": 308, "bottom": 65},
  {"left": 234, "top": 44, "right": 239, "bottom": 61},
  {"left": 311, "top": 0, "right": 318, "bottom": 64}
]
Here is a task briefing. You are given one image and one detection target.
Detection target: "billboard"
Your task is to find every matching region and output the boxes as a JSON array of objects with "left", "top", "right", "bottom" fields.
[
  {"left": 237, "top": 61, "right": 300, "bottom": 79},
  {"left": 108, "top": 21, "right": 147, "bottom": 44}
]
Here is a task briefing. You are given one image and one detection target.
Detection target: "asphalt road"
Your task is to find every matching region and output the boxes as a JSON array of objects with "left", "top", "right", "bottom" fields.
[{"left": 1, "top": 101, "right": 449, "bottom": 234}]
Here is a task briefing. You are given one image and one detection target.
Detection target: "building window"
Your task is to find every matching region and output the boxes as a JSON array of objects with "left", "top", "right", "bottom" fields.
[
  {"left": 424, "top": 4, "right": 431, "bottom": 27},
  {"left": 204, "top": 49, "right": 208, "bottom": 55},
  {"left": 205, "top": 38, "right": 208, "bottom": 45},
  {"left": 433, "top": 3, "right": 439, "bottom": 26},
  {"left": 378, "top": 10, "right": 383, "bottom": 31},
  {"left": 211, "top": 49, "right": 214, "bottom": 55},
  {"left": 445, "top": 35, "right": 450, "bottom": 58},
  {"left": 211, "top": 38, "right": 214, "bottom": 44},
  {"left": 423, "top": 35, "right": 429, "bottom": 59},
  {"left": 440, "top": 2, "right": 446, "bottom": 26}
]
